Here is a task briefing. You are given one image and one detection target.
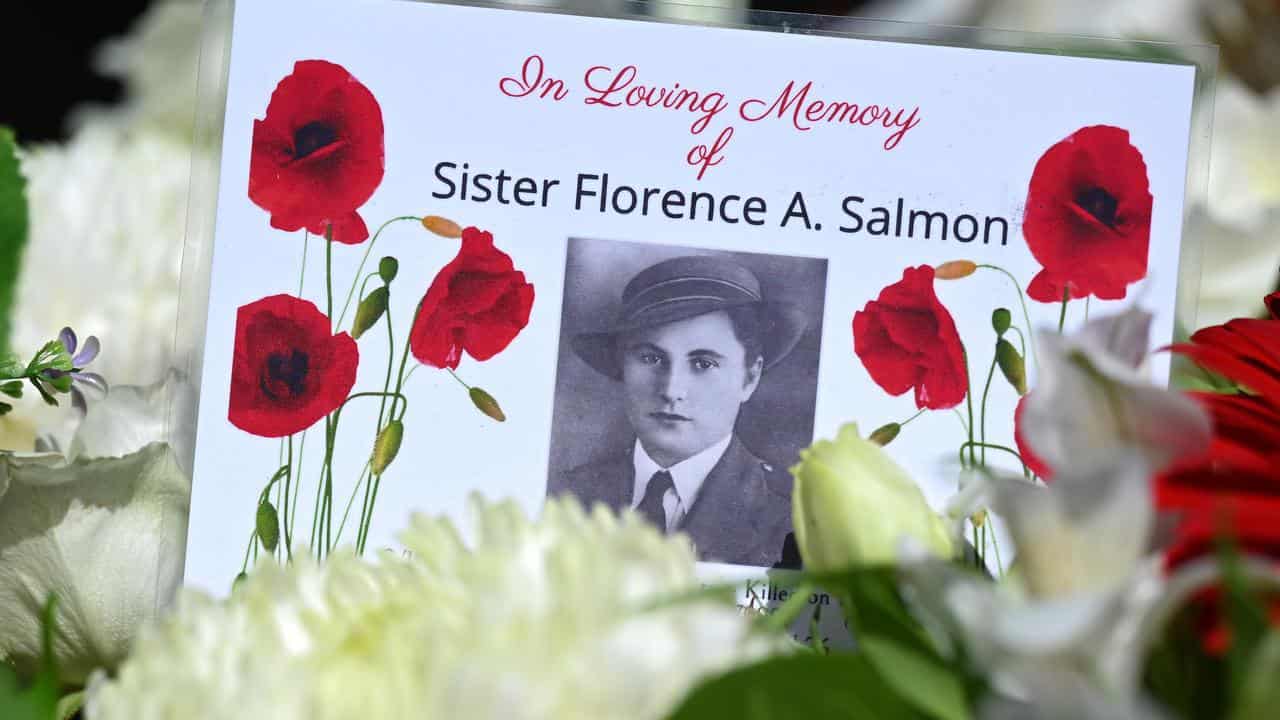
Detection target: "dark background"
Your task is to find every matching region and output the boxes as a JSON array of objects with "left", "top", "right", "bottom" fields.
[
  {"left": 2, "top": 3, "right": 153, "bottom": 142},
  {"left": 547, "top": 237, "right": 828, "bottom": 490},
  {"left": 2, "top": 1, "right": 873, "bottom": 143}
]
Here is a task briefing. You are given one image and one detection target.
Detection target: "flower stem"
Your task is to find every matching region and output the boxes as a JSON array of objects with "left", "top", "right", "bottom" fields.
[
  {"left": 963, "top": 347, "right": 975, "bottom": 467},
  {"left": 977, "top": 264, "right": 1039, "bottom": 374},
  {"left": 979, "top": 352, "right": 997, "bottom": 467},
  {"left": 1058, "top": 287, "right": 1070, "bottom": 333},
  {"left": 283, "top": 434, "right": 294, "bottom": 561},
  {"left": 956, "top": 441, "right": 1026, "bottom": 469},
  {"left": 446, "top": 368, "right": 470, "bottom": 391},
  {"left": 991, "top": 525, "right": 1004, "bottom": 578},
  {"left": 336, "top": 215, "right": 420, "bottom": 329},
  {"left": 899, "top": 408, "right": 926, "bottom": 428},
  {"left": 337, "top": 462, "right": 371, "bottom": 543},
  {"left": 289, "top": 431, "right": 306, "bottom": 543},
  {"left": 354, "top": 293, "right": 399, "bottom": 555}
]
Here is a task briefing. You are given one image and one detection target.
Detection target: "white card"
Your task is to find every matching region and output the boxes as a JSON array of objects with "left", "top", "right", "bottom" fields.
[{"left": 185, "top": 0, "right": 1199, "bottom": 621}]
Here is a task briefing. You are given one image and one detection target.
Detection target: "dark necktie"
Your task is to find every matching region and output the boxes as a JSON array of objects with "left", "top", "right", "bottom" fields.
[{"left": 636, "top": 470, "right": 674, "bottom": 531}]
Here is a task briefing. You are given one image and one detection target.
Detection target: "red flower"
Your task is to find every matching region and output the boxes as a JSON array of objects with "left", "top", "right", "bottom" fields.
[
  {"left": 409, "top": 227, "right": 534, "bottom": 370},
  {"left": 1013, "top": 395, "right": 1054, "bottom": 480},
  {"left": 249, "top": 60, "right": 384, "bottom": 245},
  {"left": 853, "top": 265, "right": 968, "bottom": 410},
  {"left": 1159, "top": 292, "right": 1280, "bottom": 570},
  {"left": 1023, "top": 125, "right": 1153, "bottom": 302},
  {"left": 229, "top": 294, "right": 358, "bottom": 438}
]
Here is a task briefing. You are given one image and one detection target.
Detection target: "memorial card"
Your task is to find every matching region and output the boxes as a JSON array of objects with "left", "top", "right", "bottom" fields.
[{"left": 184, "top": 0, "right": 1203, "bottom": 626}]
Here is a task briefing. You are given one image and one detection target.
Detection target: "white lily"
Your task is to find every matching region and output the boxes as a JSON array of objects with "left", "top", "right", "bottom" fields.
[
  {"left": 0, "top": 380, "right": 189, "bottom": 685},
  {"left": 1018, "top": 308, "right": 1212, "bottom": 473},
  {"left": 901, "top": 308, "right": 1212, "bottom": 714}
]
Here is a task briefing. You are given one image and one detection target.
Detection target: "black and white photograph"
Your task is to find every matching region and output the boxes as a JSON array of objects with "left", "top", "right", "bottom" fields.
[{"left": 547, "top": 237, "right": 828, "bottom": 568}]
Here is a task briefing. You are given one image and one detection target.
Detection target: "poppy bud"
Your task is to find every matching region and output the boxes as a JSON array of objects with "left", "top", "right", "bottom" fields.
[
  {"left": 256, "top": 500, "right": 280, "bottom": 552},
  {"left": 422, "top": 215, "right": 463, "bottom": 238},
  {"left": 934, "top": 260, "right": 977, "bottom": 280},
  {"left": 996, "top": 339, "right": 1027, "bottom": 395},
  {"left": 992, "top": 308, "right": 1012, "bottom": 336},
  {"left": 371, "top": 420, "right": 404, "bottom": 475},
  {"left": 352, "top": 286, "right": 389, "bottom": 340},
  {"left": 868, "top": 422, "right": 900, "bottom": 446},
  {"left": 469, "top": 387, "right": 506, "bottom": 422},
  {"left": 378, "top": 256, "right": 399, "bottom": 284}
]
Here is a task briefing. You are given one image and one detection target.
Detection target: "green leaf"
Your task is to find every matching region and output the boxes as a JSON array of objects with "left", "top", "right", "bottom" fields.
[
  {"left": 860, "top": 635, "right": 971, "bottom": 720},
  {"left": 0, "top": 401, "right": 11, "bottom": 416},
  {"left": 0, "top": 663, "right": 57, "bottom": 720},
  {"left": 26, "top": 340, "right": 70, "bottom": 376},
  {"left": 29, "top": 378, "right": 57, "bottom": 407},
  {"left": 1219, "top": 538, "right": 1270, "bottom": 698},
  {"left": 0, "top": 352, "right": 23, "bottom": 378},
  {"left": 1, "top": 379, "right": 22, "bottom": 398},
  {"left": 1233, "top": 630, "right": 1280, "bottom": 720},
  {"left": 351, "top": 286, "right": 388, "bottom": 340},
  {"left": 665, "top": 653, "right": 926, "bottom": 720},
  {"left": 0, "top": 127, "right": 29, "bottom": 359},
  {"left": 820, "top": 567, "right": 935, "bottom": 652},
  {"left": 54, "top": 691, "right": 83, "bottom": 720}
]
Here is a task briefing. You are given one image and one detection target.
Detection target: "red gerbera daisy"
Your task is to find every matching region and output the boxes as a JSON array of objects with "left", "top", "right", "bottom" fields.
[{"left": 1157, "top": 292, "right": 1280, "bottom": 650}]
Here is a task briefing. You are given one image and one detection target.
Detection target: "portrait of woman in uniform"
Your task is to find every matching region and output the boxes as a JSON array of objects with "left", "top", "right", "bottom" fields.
[{"left": 546, "top": 238, "right": 828, "bottom": 569}]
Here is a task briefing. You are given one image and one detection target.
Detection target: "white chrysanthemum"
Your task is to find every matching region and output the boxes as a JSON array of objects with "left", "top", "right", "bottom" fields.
[
  {"left": 88, "top": 497, "right": 782, "bottom": 720},
  {"left": 13, "top": 121, "right": 197, "bottom": 390},
  {"left": 87, "top": 0, "right": 206, "bottom": 138}
]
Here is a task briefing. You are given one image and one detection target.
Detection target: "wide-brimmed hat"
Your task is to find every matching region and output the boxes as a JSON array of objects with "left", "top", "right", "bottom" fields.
[{"left": 572, "top": 255, "right": 808, "bottom": 380}]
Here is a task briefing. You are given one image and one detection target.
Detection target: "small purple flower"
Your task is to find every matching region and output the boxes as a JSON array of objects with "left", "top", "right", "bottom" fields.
[{"left": 41, "top": 327, "right": 108, "bottom": 412}]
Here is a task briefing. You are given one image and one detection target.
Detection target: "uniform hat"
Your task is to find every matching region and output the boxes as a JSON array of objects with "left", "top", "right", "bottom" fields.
[{"left": 572, "top": 255, "right": 807, "bottom": 380}]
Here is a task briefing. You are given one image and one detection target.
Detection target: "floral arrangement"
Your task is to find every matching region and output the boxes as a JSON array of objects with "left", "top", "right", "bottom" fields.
[{"left": 1, "top": 2, "right": 1278, "bottom": 720}]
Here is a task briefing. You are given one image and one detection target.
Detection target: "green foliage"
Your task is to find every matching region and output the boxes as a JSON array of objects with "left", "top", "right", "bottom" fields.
[
  {"left": 0, "top": 596, "right": 61, "bottom": 720},
  {"left": 0, "top": 127, "right": 28, "bottom": 359},
  {"left": 1232, "top": 631, "right": 1280, "bottom": 720},
  {"left": 665, "top": 653, "right": 927, "bottom": 719},
  {"left": 724, "top": 567, "right": 979, "bottom": 720}
]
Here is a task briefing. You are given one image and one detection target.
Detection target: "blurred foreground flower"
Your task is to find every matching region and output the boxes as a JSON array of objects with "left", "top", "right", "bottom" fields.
[
  {"left": 791, "top": 423, "right": 953, "bottom": 571},
  {"left": 1156, "top": 292, "right": 1280, "bottom": 652},
  {"left": 88, "top": 496, "right": 782, "bottom": 720},
  {"left": 901, "top": 307, "right": 1212, "bottom": 712},
  {"left": 0, "top": 379, "right": 189, "bottom": 686}
]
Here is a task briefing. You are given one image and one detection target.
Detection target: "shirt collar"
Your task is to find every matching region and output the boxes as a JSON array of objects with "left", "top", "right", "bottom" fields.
[{"left": 631, "top": 433, "right": 734, "bottom": 509}]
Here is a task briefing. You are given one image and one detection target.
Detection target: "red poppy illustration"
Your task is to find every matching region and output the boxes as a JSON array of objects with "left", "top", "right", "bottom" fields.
[
  {"left": 1013, "top": 395, "right": 1054, "bottom": 480},
  {"left": 853, "top": 265, "right": 968, "bottom": 410},
  {"left": 229, "top": 294, "right": 359, "bottom": 438},
  {"left": 409, "top": 227, "right": 535, "bottom": 370},
  {"left": 249, "top": 60, "right": 385, "bottom": 245},
  {"left": 1023, "top": 125, "right": 1153, "bottom": 302}
]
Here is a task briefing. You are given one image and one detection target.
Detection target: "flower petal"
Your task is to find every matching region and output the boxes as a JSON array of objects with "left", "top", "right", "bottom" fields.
[{"left": 0, "top": 443, "right": 188, "bottom": 685}]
